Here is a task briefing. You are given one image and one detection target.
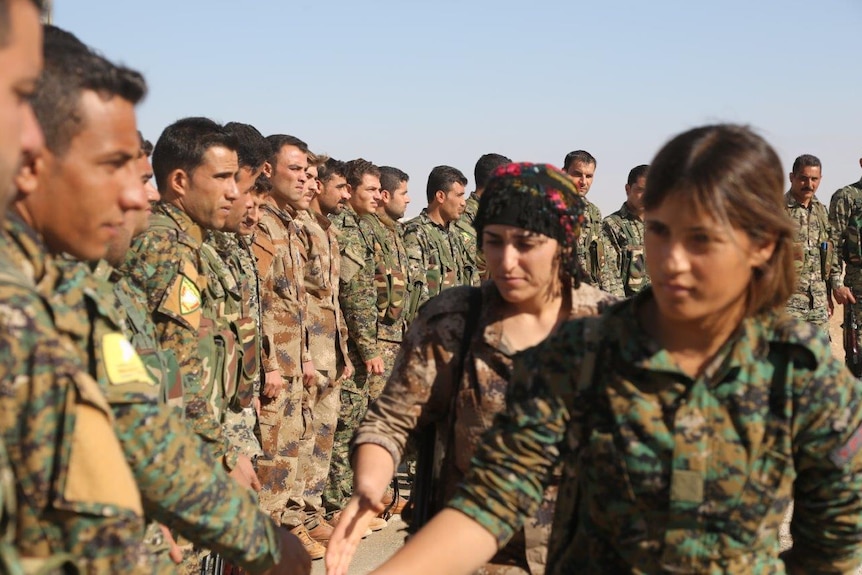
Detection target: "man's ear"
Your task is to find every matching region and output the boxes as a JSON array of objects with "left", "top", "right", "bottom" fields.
[
  {"left": 262, "top": 161, "right": 273, "bottom": 179},
  {"left": 13, "top": 151, "right": 44, "bottom": 198},
  {"left": 167, "top": 169, "right": 189, "bottom": 198},
  {"left": 380, "top": 189, "right": 392, "bottom": 204},
  {"left": 434, "top": 189, "right": 446, "bottom": 205}
]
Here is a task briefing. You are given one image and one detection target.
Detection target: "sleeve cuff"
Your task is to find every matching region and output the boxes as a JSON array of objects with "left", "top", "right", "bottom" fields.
[{"left": 446, "top": 496, "right": 513, "bottom": 548}]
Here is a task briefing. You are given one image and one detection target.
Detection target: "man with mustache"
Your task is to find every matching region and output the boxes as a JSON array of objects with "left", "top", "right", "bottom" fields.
[{"left": 784, "top": 154, "right": 832, "bottom": 330}]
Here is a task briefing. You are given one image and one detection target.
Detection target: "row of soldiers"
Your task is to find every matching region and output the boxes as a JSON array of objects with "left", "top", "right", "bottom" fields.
[
  {"left": 2, "top": 3, "right": 859, "bottom": 574},
  {"left": 560, "top": 150, "right": 862, "bottom": 351}
]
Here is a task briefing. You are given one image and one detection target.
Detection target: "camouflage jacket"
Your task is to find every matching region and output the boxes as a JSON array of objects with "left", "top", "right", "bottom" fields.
[
  {"left": 575, "top": 198, "right": 604, "bottom": 285},
  {"left": 93, "top": 260, "right": 184, "bottom": 409},
  {"left": 449, "top": 289, "right": 862, "bottom": 574},
  {"left": 453, "top": 193, "right": 483, "bottom": 286},
  {"left": 202, "top": 230, "right": 259, "bottom": 410},
  {"left": 253, "top": 200, "right": 308, "bottom": 378},
  {"left": 330, "top": 206, "right": 378, "bottom": 369},
  {"left": 828, "top": 177, "right": 862, "bottom": 290},
  {"left": 0, "top": 215, "right": 152, "bottom": 572},
  {"left": 122, "top": 202, "right": 233, "bottom": 466},
  {"left": 403, "top": 209, "right": 467, "bottom": 314},
  {"left": 7, "top": 216, "right": 284, "bottom": 573},
  {"left": 354, "top": 282, "right": 618, "bottom": 574},
  {"left": 361, "top": 212, "right": 411, "bottom": 341},
  {"left": 600, "top": 202, "right": 648, "bottom": 297},
  {"left": 296, "top": 210, "right": 350, "bottom": 376},
  {"left": 784, "top": 192, "right": 832, "bottom": 324}
]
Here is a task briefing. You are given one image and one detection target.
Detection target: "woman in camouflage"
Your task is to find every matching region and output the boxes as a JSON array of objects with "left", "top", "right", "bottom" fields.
[
  {"left": 325, "top": 163, "right": 618, "bottom": 575},
  {"left": 364, "top": 125, "right": 862, "bottom": 574}
]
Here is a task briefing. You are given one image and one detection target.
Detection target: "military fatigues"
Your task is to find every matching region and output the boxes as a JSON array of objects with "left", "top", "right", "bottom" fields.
[
  {"left": 575, "top": 198, "right": 603, "bottom": 285},
  {"left": 783, "top": 192, "right": 832, "bottom": 329},
  {"left": 324, "top": 206, "right": 379, "bottom": 515},
  {"left": 360, "top": 212, "right": 411, "bottom": 399},
  {"left": 403, "top": 208, "right": 468, "bottom": 315},
  {"left": 94, "top": 261, "right": 184, "bottom": 410},
  {"left": 830, "top": 177, "right": 862, "bottom": 352},
  {"left": 0, "top": 217, "right": 150, "bottom": 572},
  {"left": 6, "top": 215, "right": 286, "bottom": 573},
  {"left": 205, "top": 230, "right": 263, "bottom": 460},
  {"left": 449, "top": 289, "right": 862, "bottom": 574},
  {"left": 253, "top": 199, "right": 308, "bottom": 528},
  {"left": 454, "top": 193, "right": 484, "bottom": 286},
  {"left": 354, "top": 282, "right": 618, "bottom": 574},
  {"left": 94, "top": 260, "right": 184, "bottom": 561},
  {"left": 122, "top": 202, "right": 236, "bottom": 469},
  {"left": 599, "top": 202, "right": 648, "bottom": 297},
  {"left": 295, "top": 209, "right": 351, "bottom": 529}
]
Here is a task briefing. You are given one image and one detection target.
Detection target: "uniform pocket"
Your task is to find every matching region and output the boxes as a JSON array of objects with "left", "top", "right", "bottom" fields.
[
  {"left": 725, "top": 448, "right": 793, "bottom": 545},
  {"left": 59, "top": 372, "right": 143, "bottom": 517}
]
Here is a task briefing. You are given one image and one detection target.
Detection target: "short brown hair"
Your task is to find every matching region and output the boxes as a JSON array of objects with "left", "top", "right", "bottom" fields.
[{"left": 643, "top": 124, "right": 795, "bottom": 316}]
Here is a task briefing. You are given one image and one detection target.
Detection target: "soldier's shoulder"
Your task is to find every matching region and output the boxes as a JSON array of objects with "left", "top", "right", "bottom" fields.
[
  {"left": 417, "top": 285, "right": 477, "bottom": 320},
  {"left": 764, "top": 313, "right": 829, "bottom": 372},
  {"left": 569, "top": 283, "right": 623, "bottom": 318}
]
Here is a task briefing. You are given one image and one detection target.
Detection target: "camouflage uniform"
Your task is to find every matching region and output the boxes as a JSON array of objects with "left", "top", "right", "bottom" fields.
[
  {"left": 0, "top": 435, "right": 38, "bottom": 574},
  {"left": 449, "top": 289, "right": 862, "bottom": 574},
  {"left": 93, "top": 260, "right": 184, "bottom": 410},
  {"left": 403, "top": 208, "right": 468, "bottom": 315},
  {"left": 0, "top": 219, "right": 151, "bottom": 572},
  {"left": 5, "top": 214, "right": 286, "bottom": 573},
  {"left": 325, "top": 205, "right": 378, "bottom": 515},
  {"left": 252, "top": 199, "right": 308, "bottom": 528},
  {"left": 599, "top": 202, "right": 648, "bottom": 298},
  {"left": 354, "top": 282, "right": 618, "bottom": 574},
  {"left": 360, "top": 212, "right": 411, "bottom": 399},
  {"left": 784, "top": 191, "right": 832, "bottom": 329},
  {"left": 205, "top": 230, "right": 263, "bottom": 460},
  {"left": 575, "top": 198, "right": 603, "bottom": 285},
  {"left": 122, "top": 202, "right": 235, "bottom": 468},
  {"left": 829, "top": 177, "right": 862, "bottom": 348},
  {"left": 295, "top": 209, "right": 351, "bottom": 528},
  {"left": 94, "top": 260, "right": 185, "bottom": 562},
  {"left": 453, "top": 193, "right": 483, "bottom": 286}
]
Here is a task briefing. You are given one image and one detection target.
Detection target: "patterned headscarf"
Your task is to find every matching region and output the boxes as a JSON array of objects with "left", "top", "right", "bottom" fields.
[{"left": 474, "top": 162, "right": 585, "bottom": 283}]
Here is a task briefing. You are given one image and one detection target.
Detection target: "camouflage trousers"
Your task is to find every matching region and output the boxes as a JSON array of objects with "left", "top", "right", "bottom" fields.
[
  {"left": 322, "top": 383, "right": 368, "bottom": 518},
  {"left": 257, "top": 376, "right": 303, "bottom": 527},
  {"left": 223, "top": 405, "right": 263, "bottom": 460},
  {"left": 293, "top": 371, "right": 341, "bottom": 528},
  {"left": 365, "top": 340, "right": 402, "bottom": 401},
  {"left": 784, "top": 288, "right": 829, "bottom": 328}
]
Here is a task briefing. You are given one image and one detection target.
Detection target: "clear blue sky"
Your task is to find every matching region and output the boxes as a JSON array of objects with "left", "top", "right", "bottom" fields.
[{"left": 56, "top": 0, "right": 861, "bottom": 220}]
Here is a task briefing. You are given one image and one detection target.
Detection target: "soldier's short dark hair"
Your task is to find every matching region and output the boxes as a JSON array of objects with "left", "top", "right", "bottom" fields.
[
  {"left": 379, "top": 166, "right": 409, "bottom": 194},
  {"left": 345, "top": 158, "right": 380, "bottom": 190},
  {"left": 225, "top": 122, "right": 269, "bottom": 171},
  {"left": 562, "top": 150, "right": 597, "bottom": 172},
  {"left": 627, "top": 164, "right": 649, "bottom": 186},
  {"left": 252, "top": 173, "right": 272, "bottom": 195},
  {"left": 643, "top": 124, "right": 795, "bottom": 317},
  {"left": 35, "top": 25, "right": 147, "bottom": 156},
  {"left": 474, "top": 153, "right": 512, "bottom": 190},
  {"left": 791, "top": 154, "right": 821, "bottom": 175},
  {"left": 318, "top": 157, "right": 346, "bottom": 183},
  {"left": 426, "top": 165, "right": 467, "bottom": 204},
  {"left": 137, "top": 131, "right": 153, "bottom": 158},
  {"left": 152, "top": 117, "right": 237, "bottom": 192},
  {"left": 0, "top": 0, "right": 44, "bottom": 47},
  {"left": 266, "top": 134, "right": 308, "bottom": 168}
]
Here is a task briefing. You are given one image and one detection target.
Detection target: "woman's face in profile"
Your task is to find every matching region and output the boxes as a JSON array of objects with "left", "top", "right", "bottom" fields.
[
  {"left": 482, "top": 224, "right": 561, "bottom": 307},
  {"left": 643, "top": 198, "right": 774, "bottom": 325}
]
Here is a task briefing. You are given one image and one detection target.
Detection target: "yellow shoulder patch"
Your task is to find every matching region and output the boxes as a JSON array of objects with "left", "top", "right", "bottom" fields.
[
  {"left": 179, "top": 275, "right": 202, "bottom": 315},
  {"left": 102, "top": 333, "right": 154, "bottom": 386}
]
